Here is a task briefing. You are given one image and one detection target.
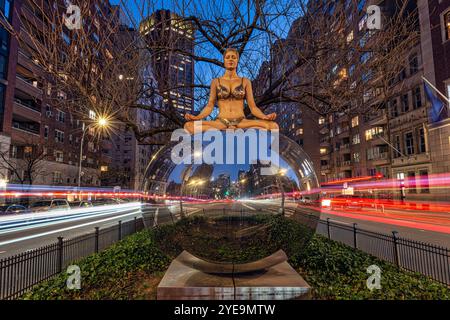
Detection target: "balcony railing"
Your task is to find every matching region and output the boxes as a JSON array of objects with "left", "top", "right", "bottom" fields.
[
  {"left": 14, "top": 97, "right": 41, "bottom": 113},
  {"left": 16, "top": 75, "right": 43, "bottom": 97},
  {"left": 12, "top": 122, "right": 40, "bottom": 135},
  {"left": 368, "top": 153, "right": 389, "bottom": 161}
]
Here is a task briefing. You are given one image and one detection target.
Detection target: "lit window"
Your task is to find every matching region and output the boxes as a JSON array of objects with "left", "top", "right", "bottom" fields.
[
  {"left": 365, "top": 127, "right": 384, "bottom": 141},
  {"left": 89, "top": 110, "right": 96, "bottom": 120},
  {"left": 320, "top": 148, "right": 327, "bottom": 155},
  {"left": 346, "top": 31, "right": 354, "bottom": 43},
  {"left": 101, "top": 166, "right": 108, "bottom": 172},
  {"left": 351, "top": 116, "right": 359, "bottom": 127},
  {"left": 319, "top": 117, "right": 325, "bottom": 125},
  {"left": 445, "top": 11, "right": 450, "bottom": 41}
]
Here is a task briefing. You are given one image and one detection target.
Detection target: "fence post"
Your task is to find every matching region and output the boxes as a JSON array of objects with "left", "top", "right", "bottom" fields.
[
  {"left": 353, "top": 223, "right": 358, "bottom": 249},
  {"left": 134, "top": 217, "right": 137, "bottom": 233},
  {"left": 57, "top": 237, "right": 64, "bottom": 273},
  {"left": 392, "top": 231, "right": 401, "bottom": 268},
  {"left": 326, "top": 218, "right": 331, "bottom": 239},
  {"left": 95, "top": 227, "right": 99, "bottom": 253},
  {"left": 118, "top": 220, "right": 122, "bottom": 241}
]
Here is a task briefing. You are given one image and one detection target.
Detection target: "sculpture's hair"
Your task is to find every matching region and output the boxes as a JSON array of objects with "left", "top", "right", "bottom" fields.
[{"left": 223, "top": 48, "right": 240, "bottom": 60}]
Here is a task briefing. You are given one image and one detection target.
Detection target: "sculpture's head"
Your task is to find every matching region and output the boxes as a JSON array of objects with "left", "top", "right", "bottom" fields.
[{"left": 223, "top": 48, "right": 239, "bottom": 71}]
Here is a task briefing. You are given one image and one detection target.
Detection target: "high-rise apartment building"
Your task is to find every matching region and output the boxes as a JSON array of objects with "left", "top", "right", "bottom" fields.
[
  {"left": 0, "top": 0, "right": 118, "bottom": 187},
  {"left": 139, "top": 10, "right": 195, "bottom": 114}
]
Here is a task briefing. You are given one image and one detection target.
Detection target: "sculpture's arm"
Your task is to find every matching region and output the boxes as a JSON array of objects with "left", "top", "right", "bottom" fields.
[
  {"left": 185, "top": 79, "right": 217, "bottom": 121},
  {"left": 244, "top": 78, "right": 277, "bottom": 120}
]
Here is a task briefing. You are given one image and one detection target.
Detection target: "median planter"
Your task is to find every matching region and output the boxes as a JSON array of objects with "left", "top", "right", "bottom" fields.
[{"left": 21, "top": 216, "right": 450, "bottom": 300}]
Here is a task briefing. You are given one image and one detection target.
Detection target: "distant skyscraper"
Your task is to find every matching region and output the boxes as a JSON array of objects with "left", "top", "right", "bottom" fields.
[{"left": 140, "top": 10, "right": 195, "bottom": 114}]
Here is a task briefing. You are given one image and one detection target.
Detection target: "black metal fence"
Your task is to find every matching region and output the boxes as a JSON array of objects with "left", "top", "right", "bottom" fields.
[
  {"left": 144, "top": 206, "right": 450, "bottom": 286},
  {"left": 293, "top": 211, "right": 450, "bottom": 286},
  {"left": 0, "top": 217, "right": 146, "bottom": 300}
]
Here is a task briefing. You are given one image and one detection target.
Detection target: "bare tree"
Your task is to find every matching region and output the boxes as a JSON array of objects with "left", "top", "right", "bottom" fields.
[
  {"left": 1, "top": 0, "right": 420, "bottom": 146},
  {"left": 0, "top": 138, "right": 49, "bottom": 186}
]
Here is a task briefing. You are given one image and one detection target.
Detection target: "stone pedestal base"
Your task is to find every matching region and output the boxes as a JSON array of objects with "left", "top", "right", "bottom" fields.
[{"left": 157, "top": 251, "right": 311, "bottom": 300}]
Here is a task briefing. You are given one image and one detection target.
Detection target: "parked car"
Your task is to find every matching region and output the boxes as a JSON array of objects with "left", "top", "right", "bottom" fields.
[
  {"left": 91, "top": 199, "right": 121, "bottom": 206},
  {"left": 69, "top": 201, "right": 93, "bottom": 209},
  {"left": 299, "top": 196, "right": 314, "bottom": 206},
  {"left": 0, "top": 204, "right": 29, "bottom": 215},
  {"left": 29, "top": 199, "right": 71, "bottom": 212}
]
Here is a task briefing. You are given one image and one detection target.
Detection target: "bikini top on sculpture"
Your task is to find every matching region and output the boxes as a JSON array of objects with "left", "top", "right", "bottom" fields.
[{"left": 216, "top": 77, "right": 246, "bottom": 101}]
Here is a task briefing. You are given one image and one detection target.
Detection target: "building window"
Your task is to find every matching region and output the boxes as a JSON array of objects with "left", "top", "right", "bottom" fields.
[
  {"left": 394, "top": 135, "right": 401, "bottom": 158},
  {"left": 54, "top": 151, "right": 64, "bottom": 163},
  {"left": 357, "top": 0, "right": 366, "bottom": 12},
  {"left": 409, "top": 54, "right": 419, "bottom": 75},
  {"left": 44, "top": 126, "right": 49, "bottom": 139},
  {"left": 365, "top": 127, "right": 384, "bottom": 141},
  {"left": 444, "top": 11, "right": 450, "bottom": 41},
  {"left": 353, "top": 153, "right": 360, "bottom": 163},
  {"left": 319, "top": 117, "right": 325, "bottom": 125},
  {"left": 296, "top": 128, "right": 304, "bottom": 135},
  {"left": 405, "top": 132, "right": 414, "bottom": 155},
  {"left": 55, "top": 130, "right": 64, "bottom": 143},
  {"left": 446, "top": 81, "right": 450, "bottom": 99},
  {"left": 352, "top": 134, "right": 361, "bottom": 145},
  {"left": 1, "top": 1, "right": 11, "bottom": 20},
  {"left": 57, "top": 110, "right": 65, "bottom": 123},
  {"left": 419, "top": 170, "right": 430, "bottom": 193},
  {"left": 413, "top": 87, "right": 422, "bottom": 109},
  {"left": 401, "top": 93, "right": 409, "bottom": 113},
  {"left": 53, "top": 172, "right": 62, "bottom": 184},
  {"left": 418, "top": 128, "right": 426, "bottom": 153},
  {"left": 320, "top": 148, "right": 327, "bottom": 155},
  {"left": 346, "top": 31, "right": 354, "bottom": 43},
  {"left": 390, "top": 98, "right": 398, "bottom": 117},
  {"left": 351, "top": 116, "right": 359, "bottom": 127}
]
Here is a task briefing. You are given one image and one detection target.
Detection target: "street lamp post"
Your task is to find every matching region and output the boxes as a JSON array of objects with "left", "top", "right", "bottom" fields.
[
  {"left": 77, "top": 118, "right": 109, "bottom": 190},
  {"left": 277, "top": 169, "right": 287, "bottom": 216},
  {"left": 0, "top": 178, "right": 8, "bottom": 205}
]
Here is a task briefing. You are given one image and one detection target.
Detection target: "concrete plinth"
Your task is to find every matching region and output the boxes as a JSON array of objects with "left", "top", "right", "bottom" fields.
[{"left": 157, "top": 251, "right": 311, "bottom": 300}]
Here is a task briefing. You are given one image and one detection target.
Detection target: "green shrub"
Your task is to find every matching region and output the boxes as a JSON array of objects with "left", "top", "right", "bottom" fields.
[{"left": 22, "top": 230, "right": 170, "bottom": 300}]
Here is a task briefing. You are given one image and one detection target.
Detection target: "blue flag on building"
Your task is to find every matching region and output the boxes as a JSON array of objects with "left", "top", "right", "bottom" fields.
[{"left": 424, "top": 82, "right": 446, "bottom": 123}]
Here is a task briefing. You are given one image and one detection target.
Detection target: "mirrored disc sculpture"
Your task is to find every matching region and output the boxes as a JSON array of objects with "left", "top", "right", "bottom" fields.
[{"left": 142, "top": 129, "right": 319, "bottom": 267}]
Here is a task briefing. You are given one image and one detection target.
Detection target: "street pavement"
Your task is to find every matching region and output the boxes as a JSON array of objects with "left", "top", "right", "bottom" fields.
[
  {"left": 0, "top": 203, "right": 142, "bottom": 258},
  {"left": 1, "top": 199, "right": 449, "bottom": 260}
]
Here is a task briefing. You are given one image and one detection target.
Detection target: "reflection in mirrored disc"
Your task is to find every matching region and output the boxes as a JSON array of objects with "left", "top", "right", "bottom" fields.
[{"left": 142, "top": 130, "right": 319, "bottom": 265}]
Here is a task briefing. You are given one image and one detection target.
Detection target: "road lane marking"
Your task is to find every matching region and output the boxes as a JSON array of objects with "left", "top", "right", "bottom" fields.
[
  {"left": 241, "top": 203, "right": 257, "bottom": 211},
  {"left": 186, "top": 208, "right": 203, "bottom": 216},
  {"left": 0, "top": 208, "right": 139, "bottom": 236},
  {"left": 0, "top": 211, "right": 141, "bottom": 247}
]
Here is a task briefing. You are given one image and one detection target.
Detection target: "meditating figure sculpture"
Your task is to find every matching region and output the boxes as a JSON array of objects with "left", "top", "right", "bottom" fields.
[{"left": 184, "top": 48, "right": 279, "bottom": 134}]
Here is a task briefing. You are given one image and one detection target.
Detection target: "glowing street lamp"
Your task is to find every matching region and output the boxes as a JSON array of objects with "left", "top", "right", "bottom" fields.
[
  {"left": 0, "top": 178, "right": 8, "bottom": 189},
  {"left": 78, "top": 116, "right": 111, "bottom": 189}
]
